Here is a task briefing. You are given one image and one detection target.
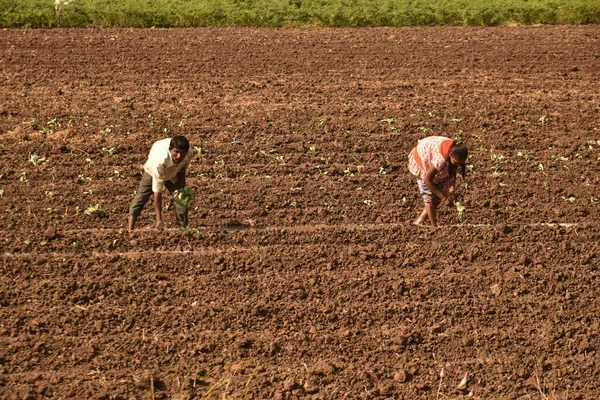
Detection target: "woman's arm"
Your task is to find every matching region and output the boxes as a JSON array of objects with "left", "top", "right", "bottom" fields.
[{"left": 423, "top": 166, "right": 449, "bottom": 205}]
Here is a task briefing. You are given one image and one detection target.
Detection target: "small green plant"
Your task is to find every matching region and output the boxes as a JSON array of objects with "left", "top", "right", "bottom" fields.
[
  {"left": 28, "top": 153, "right": 46, "bottom": 166},
  {"left": 539, "top": 115, "right": 549, "bottom": 124},
  {"left": 174, "top": 187, "right": 195, "bottom": 207},
  {"left": 77, "top": 174, "right": 92, "bottom": 183},
  {"left": 107, "top": 170, "right": 123, "bottom": 181},
  {"left": 46, "top": 208, "right": 59, "bottom": 214},
  {"left": 100, "top": 126, "right": 113, "bottom": 134},
  {"left": 562, "top": 196, "right": 576, "bottom": 203},
  {"left": 517, "top": 151, "right": 535, "bottom": 160},
  {"left": 551, "top": 155, "right": 569, "bottom": 162},
  {"left": 455, "top": 202, "right": 466, "bottom": 222},
  {"left": 381, "top": 117, "right": 395, "bottom": 124},
  {"left": 102, "top": 146, "right": 119, "bottom": 156},
  {"left": 378, "top": 167, "right": 387, "bottom": 175},
  {"left": 19, "top": 172, "right": 28, "bottom": 182},
  {"left": 84, "top": 204, "right": 107, "bottom": 217}
]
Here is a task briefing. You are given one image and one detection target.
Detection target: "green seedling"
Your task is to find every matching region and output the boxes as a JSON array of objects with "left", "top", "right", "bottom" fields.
[
  {"left": 378, "top": 167, "right": 387, "bottom": 175},
  {"left": 107, "top": 170, "right": 123, "bottom": 181},
  {"left": 100, "top": 126, "right": 113, "bottom": 134},
  {"left": 19, "top": 172, "right": 28, "bottom": 182},
  {"left": 490, "top": 153, "right": 505, "bottom": 162},
  {"left": 84, "top": 204, "right": 107, "bottom": 217},
  {"left": 102, "top": 146, "right": 119, "bottom": 156},
  {"left": 46, "top": 208, "right": 59, "bottom": 214},
  {"left": 363, "top": 199, "right": 373, "bottom": 205},
  {"left": 551, "top": 155, "right": 569, "bottom": 162},
  {"left": 381, "top": 118, "right": 395, "bottom": 124},
  {"left": 45, "top": 191, "right": 54, "bottom": 197},
  {"left": 539, "top": 115, "right": 549, "bottom": 124},
  {"left": 562, "top": 196, "right": 576, "bottom": 203},
  {"left": 77, "top": 174, "right": 92, "bottom": 183},
  {"left": 455, "top": 202, "right": 466, "bottom": 222},
  {"left": 517, "top": 151, "right": 535, "bottom": 160},
  {"left": 29, "top": 153, "right": 46, "bottom": 166},
  {"left": 174, "top": 187, "right": 195, "bottom": 208}
]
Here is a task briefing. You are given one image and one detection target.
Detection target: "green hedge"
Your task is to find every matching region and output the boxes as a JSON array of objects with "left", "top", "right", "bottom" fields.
[{"left": 1, "top": 0, "right": 599, "bottom": 28}]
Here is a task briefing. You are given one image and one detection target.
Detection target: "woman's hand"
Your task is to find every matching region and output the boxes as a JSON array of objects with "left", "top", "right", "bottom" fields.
[{"left": 446, "top": 192, "right": 455, "bottom": 204}]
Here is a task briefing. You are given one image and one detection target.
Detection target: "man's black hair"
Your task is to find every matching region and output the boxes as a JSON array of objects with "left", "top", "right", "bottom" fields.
[{"left": 170, "top": 135, "right": 190, "bottom": 152}]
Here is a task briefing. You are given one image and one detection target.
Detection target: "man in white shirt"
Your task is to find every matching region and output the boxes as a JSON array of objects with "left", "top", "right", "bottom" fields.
[{"left": 128, "top": 136, "right": 194, "bottom": 231}]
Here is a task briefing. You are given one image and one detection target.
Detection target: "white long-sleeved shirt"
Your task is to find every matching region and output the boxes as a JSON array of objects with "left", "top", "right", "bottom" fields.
[{"left": 143, "top": 138, "right": 194, "bottom": 193}]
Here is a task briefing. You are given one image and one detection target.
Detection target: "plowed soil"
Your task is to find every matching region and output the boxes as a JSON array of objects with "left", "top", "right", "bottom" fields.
[{"left": 1, "top": 26, "right": 599, "bottom": 399}]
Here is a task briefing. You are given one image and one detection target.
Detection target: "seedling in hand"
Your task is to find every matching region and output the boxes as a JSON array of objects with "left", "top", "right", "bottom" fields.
[{"left": 174, "top": 187, "right": 195, "bottom": 208}]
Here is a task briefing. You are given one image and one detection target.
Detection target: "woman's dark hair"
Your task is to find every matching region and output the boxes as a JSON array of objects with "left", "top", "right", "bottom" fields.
[
  {"left": 447, "top": 141, "right": 468, "bottom": 178},
  {"left": 170, "top": 135, "right": 190, "bottom": 152}
]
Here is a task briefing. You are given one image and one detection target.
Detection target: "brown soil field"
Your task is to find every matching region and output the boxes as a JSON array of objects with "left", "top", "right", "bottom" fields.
[{"left": 1, "top": 26, "right": 599, "bottom": 399}]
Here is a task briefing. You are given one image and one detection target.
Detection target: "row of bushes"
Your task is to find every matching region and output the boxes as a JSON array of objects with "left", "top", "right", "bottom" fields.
[{"left": 1, "top": 0, "right": 599, "bottom": 28}]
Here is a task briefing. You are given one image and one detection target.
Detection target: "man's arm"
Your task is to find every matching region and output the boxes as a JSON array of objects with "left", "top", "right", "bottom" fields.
[
  {"left": 176, "top": 168, "right": 186, "bottom": 188},
  {"left": 153, "top": 191, "right": 163, "bottom": 229}
]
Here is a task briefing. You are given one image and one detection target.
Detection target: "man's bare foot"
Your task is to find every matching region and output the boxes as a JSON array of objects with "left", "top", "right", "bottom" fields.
[{"left": 413, "top": 218, "right": 425, "bottom": 226}]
